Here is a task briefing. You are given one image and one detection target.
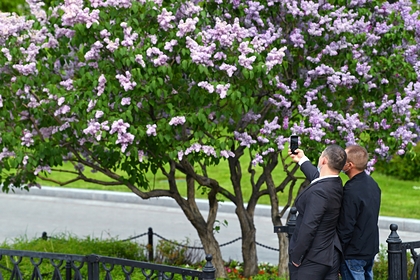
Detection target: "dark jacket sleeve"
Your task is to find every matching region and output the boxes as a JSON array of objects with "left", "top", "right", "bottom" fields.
[
  {"left": 337, "top": 187, "right": 358, "bottom": 251},
  {"left": 300, "top": 161, "right": 319, "bottom": 182}
]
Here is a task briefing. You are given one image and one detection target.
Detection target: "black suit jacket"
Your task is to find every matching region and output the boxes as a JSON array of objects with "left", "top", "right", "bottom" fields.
[{"left": 289, "top": 161, "right": 343, "bottom": 267}]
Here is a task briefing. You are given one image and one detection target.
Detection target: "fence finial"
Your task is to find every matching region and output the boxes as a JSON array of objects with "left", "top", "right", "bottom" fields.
[
  {"left": 202, "top": 254, "right": 216, "bottom": 280},
  {"left": 387, "top": 223, "right": 403, "bottom": 280}
]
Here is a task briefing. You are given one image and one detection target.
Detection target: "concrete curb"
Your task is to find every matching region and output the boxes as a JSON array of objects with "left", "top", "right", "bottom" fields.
[{"left": 9, "top": 186, "right": 420, "bottom": 233}]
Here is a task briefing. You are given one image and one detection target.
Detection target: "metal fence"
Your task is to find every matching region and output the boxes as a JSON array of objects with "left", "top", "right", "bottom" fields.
[
  {"left": 387, "top": 224, "right": 420, "bottom": 280},
  {"left": 0, "top": 249, "right": 215, "bottom": 280}
]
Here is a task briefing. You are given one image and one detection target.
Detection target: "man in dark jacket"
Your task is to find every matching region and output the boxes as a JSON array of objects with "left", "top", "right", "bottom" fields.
[
  {"left": 288, "top": 145, "right": 347, "bottom": 280},
  {"left": 338, "top": 145, "right": 381, "bottom": 280}
]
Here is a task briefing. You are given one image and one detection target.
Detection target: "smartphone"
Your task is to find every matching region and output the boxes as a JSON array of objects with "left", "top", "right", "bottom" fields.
[{"left": 290, "top": 135, "right": 299, "bottom": 155}]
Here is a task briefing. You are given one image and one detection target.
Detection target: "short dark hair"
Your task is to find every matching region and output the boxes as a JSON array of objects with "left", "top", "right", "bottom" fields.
[
  {"left": 346, "top": 145, "right": 368, "bottom": 170},
  {"left": 323, "top": 144, "right": 347, "bottom": 172}
]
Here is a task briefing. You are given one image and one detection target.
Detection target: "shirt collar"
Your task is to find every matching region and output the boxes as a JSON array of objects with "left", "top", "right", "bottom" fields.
[{"left": 311, "top": 175, "right": 339, "bottom": 184}]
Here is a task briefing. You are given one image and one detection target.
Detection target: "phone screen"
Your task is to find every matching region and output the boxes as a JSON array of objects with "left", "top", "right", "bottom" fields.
[{"left": 290, "top": 135, "right": 299, "bottom": 154}]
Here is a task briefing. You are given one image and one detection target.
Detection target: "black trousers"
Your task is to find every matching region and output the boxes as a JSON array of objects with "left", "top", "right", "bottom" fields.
[{"left": 289, "top": 247, "right": 341, "bottom": 280}]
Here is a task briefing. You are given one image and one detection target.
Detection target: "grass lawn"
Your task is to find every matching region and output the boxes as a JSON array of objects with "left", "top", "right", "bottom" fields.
[{"left": 35, "top": 159, "right": 420, "bottom": 219}]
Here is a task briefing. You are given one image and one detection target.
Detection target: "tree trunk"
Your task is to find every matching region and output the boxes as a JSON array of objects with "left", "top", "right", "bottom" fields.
[
  {"left": 277, "top": 232, "right": 289, "bottom": 276},
  {"left": 168, "top": 171, "right": 228, "bottom": 278},
  {"left": 236, "top": 206, "right": 259, "bottom": 277},
  {"left": 197, "top": 229, "right": 227, "bottom": 278}
]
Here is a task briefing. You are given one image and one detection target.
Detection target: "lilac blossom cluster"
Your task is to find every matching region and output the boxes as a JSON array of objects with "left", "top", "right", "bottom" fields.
[
  {"left": 109, "top": 119, "right": 134, "bottom": 153},
  {"left": 169, "top": 116, "right": 186, "bottom": 126},
  {"left": 177, "top": 143, "right": 234, "bottom": 161},
  {"left": 1, "top": 0, "right": 420, "bottom": 176}
]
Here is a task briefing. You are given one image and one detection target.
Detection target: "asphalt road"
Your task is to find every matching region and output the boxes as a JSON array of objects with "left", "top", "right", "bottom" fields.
[{"left": 0, "top": 187, "right": 419, "bottom": 265}]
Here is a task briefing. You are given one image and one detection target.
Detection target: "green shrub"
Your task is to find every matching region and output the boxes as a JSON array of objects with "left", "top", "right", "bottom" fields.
[
  {"left": 373, "top": 245, "right": 388, "bottom": 280},
  {"left": 375, "top": 142, "right": 420, "bottom": 181},
  {"left": 154, "top": 238, "right": 204, "bottom": 266}
]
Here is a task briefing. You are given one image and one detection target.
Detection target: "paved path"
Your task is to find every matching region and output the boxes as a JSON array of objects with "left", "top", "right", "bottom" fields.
[{"left": 0, "top": 187, "right": 419, "bottom": 264}]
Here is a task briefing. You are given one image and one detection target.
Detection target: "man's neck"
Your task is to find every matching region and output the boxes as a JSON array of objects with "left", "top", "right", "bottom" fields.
[
  {"left": 320, "top": 168, "right": 339, "bottom": 177},
  {"left": 347, "top": 169, "right": 364, "bottom": 179}
]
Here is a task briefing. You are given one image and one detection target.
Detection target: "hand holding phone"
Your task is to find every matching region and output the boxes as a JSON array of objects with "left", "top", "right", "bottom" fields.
[{"left": 290, "top": 135, "right": 299, "bottom": 155}]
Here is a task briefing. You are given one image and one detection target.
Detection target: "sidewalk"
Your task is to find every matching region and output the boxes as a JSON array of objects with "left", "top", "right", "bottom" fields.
[{"left": 11, "top": 186, "right": 420, "bottom": 233}]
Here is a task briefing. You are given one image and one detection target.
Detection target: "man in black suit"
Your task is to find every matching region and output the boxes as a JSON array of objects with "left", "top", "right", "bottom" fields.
[{"left": 288, "top": 144, "right": 347, "bottom": 280}]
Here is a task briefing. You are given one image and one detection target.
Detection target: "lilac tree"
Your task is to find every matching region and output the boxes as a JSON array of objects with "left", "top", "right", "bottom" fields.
[{"left": 1, "top": 0, "right": 420, "bottom": 277}]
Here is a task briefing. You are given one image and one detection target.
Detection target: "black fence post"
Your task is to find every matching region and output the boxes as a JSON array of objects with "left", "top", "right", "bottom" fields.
[
  {"left": 65, "top": 260, "right": 72, "bottom": 280},
  {"left": 202, "top": 254, "right": 216, "bottom": 280},
  {"left": 387, "top": 224, "right": 403, "bottom": 280},
  {"left": 87, "top": 254, "right": 100, "bottom": 280},
  {"left": 273, "top": 206, "right": 297, "bottom": 242},
  {"left": 286, "top": 207, "right": 297, "bottom": 241},
  {"left": 148, "top": 227, "right": 154, "bottom": 262}
]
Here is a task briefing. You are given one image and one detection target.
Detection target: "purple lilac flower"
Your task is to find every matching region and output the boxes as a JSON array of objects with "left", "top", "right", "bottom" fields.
[
  {"left": 87, "top": 99, "right": 97, "bottom": 112},
  {"left": 265, "top": 47, "right": 287, "bottom": 73},
  {"left": 186, "top": 37, "right": 215, "bottom": 67},
  {"left": 0, "top": 148, "right": 16, "bottom": 162},
  {"left": 22, "top": 155, "right": 29, "bottom": 166},
  {"left": 34, "top": 165, "right": 51, "bottom": 175},
  {"left": 215, "top": 84, "right": 230, "bottom": 99},
  {"left": 146, "top": 47, "right": 169, "bottom": 66},
  {"left": 260, "top": 117, "right": 281, "bottom": 134},
  {"left": 268, "top": 95, "right": 291, "bottom": 108},
  {"left": 97, "top": 74, "right": 106, "bottom": 96},
  {"left": 83, "top": 120, "right": 101, "bottom": 141},
  {"left": 54, "top": 105, "right": 71, "bottom": 116},
  {"left": 1, "top": 48, "right": 12, "bottom": 61},
  {"left": 135, "top": 54, "right": 146, "bottom": 67},
  {"left": 59, "top": 78, "right": 73, "bottom": 90},
  {"left": 21, "top": 130, "right": 34, "bottom": 147},
  {"left": 242, "top": 111, "right": 261, "bottom": 123},
  {"left": 219, "top": 63, "right": 237, "bottom": 77},
  {"left": 138, "top": 150, "right": 145, "bottom": 162},
  {"left": 59, "top": 122, "right": 70, "bottom": 131},
  {"left": 61, "top": 2, "right": 100, "bottom": 28},
  {"left": 257, "top": 136, "right": 269, "bottom": 143},
  {"left": 149, "top": 35, "right": 158, "bottom": 44},
  {"left": 157, "top": 8, "right": 176, "bottom": 31},
  {"left": 283, "top": 116, "right": 289, "bottom": 129},
  {"left": 85, "top": 41, "right": 103, "bottom": 61},
  {"left": 110, "top": 119, "right": 130, "bottom": 134},
  {"left": 100, "top": 29, "right": 111, "bottom": 38},
  {"left": 177, "top": 17, "right": 199, "bottom": 37},
  {"left": 234, "top": 131, "right": 256, "bottom": 147},
  {"left": 274, "top": 135, "right": 288, "bottom": 150},
  {"left": 116, "top": 132, "right": 134, "bottom": 153},
  {"left": 169, "top": 116, "right": 186, "bottom": 126},
  {"left": 146, "top": 124, "right": 157, "bottom": 136},
  {"left": 95, "top": 110, "right": 104, "bottom": 118},
  {"left": 116, "top": 71, "right": 137, "bottom": 91},
  {"left": 104, "top": 37, "right": 120, "bottom": 52},
  {"left": 120, "top": 22, "right": 138, "bottom": 47},
  {"left": 198, "top": 81, "right": 215, "bottom": 93},
  {"left": 12, "top": 62, "right": 37, "bottom": 75},
  {"left": 201, "top": 145, "right": 216, "bottom": 157},
  {"left": 238, "top": 54, "right": 256, "bottom": 70},
  {"left": 262, "top": 148, "right": 275, "bottom": 156},
  {"left": 290, "top": 28, "right": 305, "bottom": 48},
  {"left": 375, "top": 139, "right": 390, "bottom": 158},
  {"left": 121, "top": 97, "right": 131, "bottom": 106},
  {"left": 164, "top": 39, "right": 178, "bottom": 52},
  {"left": 220, "top": 150, "right": 235, "bottom": 158},
  {"left": 251, "top": 153, "right": 263, "bottom": 166}
]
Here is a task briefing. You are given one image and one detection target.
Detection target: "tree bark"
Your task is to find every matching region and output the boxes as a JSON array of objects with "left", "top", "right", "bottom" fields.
[
  {"left": 168, "top": 170, "right": 227, "bottom": 278},
  {"left": 277, "top": 232, "right": 289, "bottom": 276},
  {"left": 236, "top": 205, "right": 259, "bottom": 277}
]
